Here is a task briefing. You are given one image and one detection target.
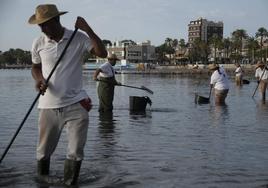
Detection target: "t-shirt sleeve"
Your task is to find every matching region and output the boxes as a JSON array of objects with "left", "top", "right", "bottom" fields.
[
  {"left": 80, "top": 33, "right": 93, "bottom": 53},
  {"left": 210, "top": 77, "right": 214, "bottom": 85},
  {"left": 210, "top": 72, "right": 217, "bottom": 85},
  {"left": 31, "top": 38, "right": 41, "bottom": 64},
  {"left": 235, "top": 67, "right": 241, "bottom": 73},
  {"left": 99, "top": 63, "right": 114, "bottom": 77},
  {"left": 100, "top": 63, "right": 109, "bottom": 73},
  {"left": 255, "top": 69, "right": 259, "bottom": 78}
]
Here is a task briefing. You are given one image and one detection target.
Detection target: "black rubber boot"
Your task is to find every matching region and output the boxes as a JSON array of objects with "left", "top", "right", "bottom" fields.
[
  {"left": 37, "top": 158, "right": 50, "bottom": 176},
  {"left": 64, "top": 159, "right": 82, "bottom": 186}
]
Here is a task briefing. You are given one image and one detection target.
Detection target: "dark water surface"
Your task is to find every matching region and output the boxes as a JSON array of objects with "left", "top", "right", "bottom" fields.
[{"left": 1, "top": 69, "right": 268, "bottom": 188}]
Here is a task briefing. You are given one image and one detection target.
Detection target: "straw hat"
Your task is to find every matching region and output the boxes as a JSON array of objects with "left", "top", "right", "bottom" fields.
[
  {"left": 28, "top": 4, "right": 67, "bottom": 24},
  {"left": 208, "top": 63, "right": 219, "bottom": 70},
  {"left": 256, "top": 61, "right": 265, "bottom": 67},
  {"left": 108, "top": 54, "right": 119, "bottom": 60}
]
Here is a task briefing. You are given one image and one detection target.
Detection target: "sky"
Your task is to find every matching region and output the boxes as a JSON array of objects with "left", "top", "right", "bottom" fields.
[{"left": 0, "top": 0, "right": 268, "bottom": 51}]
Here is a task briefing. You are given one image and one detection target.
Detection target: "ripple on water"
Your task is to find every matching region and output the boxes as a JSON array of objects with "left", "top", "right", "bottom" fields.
[{"left": 1, "top": 70, "right": 268, "bottom": 187}]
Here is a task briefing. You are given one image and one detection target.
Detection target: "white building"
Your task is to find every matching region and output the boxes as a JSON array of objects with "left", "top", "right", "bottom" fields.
[{"left": 106, "top": 40, "right": 156, "bottom": 63}]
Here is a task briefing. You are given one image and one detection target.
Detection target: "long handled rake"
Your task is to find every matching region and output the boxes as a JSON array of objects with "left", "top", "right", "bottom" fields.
[
  {"left": 97, "top": 80, "right": 153, "bottom": 94},
  {"left": 119, "top": 84, "right": 154, "bottom": 94}
]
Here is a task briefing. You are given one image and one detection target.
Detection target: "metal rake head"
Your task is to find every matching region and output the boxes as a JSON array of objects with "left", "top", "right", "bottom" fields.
[{"left": 141, "top": 86, "right": 154, "bottom": 95}]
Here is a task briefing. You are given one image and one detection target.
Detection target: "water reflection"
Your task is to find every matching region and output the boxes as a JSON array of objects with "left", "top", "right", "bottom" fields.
[
  {"left": 129, "top": 110, "right": 146, "bottom": 116},
  {"left": 256, "top": 100, "right": 268, "bottom": 119},
  {"left": 98, "top": 112, "right": 117, "bottom": 159},
  {"left": 0, "top": 165, "right": 22, "bottom": 187},
  {"left": 129, "top": 110, "right": 152, "bottom": 120},
  {"left": 209, "top": 105, "right": 229, "bottom": 126},
  {"left": 98, "top": 112, "right": 116, "bottom": 132}
]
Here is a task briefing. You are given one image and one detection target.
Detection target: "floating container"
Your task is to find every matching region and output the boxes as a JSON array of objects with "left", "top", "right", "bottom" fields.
[
  {"left": 129, "top": 96, "right": 152, "bottom": 111},
  {"left": 242, "top": 79, "right": 250, "bottom": 84},
  {"left": 195, "top": 93, "right": 210, "bottom": 104}
]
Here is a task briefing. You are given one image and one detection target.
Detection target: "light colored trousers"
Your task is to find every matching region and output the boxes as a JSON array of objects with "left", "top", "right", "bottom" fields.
[{"left": 37, "top": 102, "right": 89, "bottom": 161}]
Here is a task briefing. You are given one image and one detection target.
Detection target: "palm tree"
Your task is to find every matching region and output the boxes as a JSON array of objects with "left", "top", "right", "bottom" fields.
[
  {"left": 209, "top": 34, "right": 222, "bottom": 63},
  {"left": 164, "top": 38, "right": 174, "bottom": 63},
  {"left": 246, "top": 36, "right": 259, "bottom": 63},
  {"left": 171, "top": 39, "right": 178, "bottom": 63},
  {"left": 188, "top": 39, "right": 210, "bottom": 63},
  {"left": 223, "top": 38, "right": 232, "bottom": 61},
  {"left": 102, "top": 39, "right": 112, "bottom": 47},
  {"left": 231, "top": 29, "right": 248, "bottom": 62},
  {"left": 172, "top": 39, "right": 178, "bottom": 49},
  {"left": 255, "top": 27, "right": 268, "bottom": 61},
  {"left": 165, "top": 38, "right": 173, "bottom": 47},
  {"left": 178, "top": 39, "right": 186, "bottom": 49}
]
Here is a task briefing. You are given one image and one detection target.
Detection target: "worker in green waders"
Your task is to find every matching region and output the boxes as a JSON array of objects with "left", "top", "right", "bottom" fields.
[{"left": 93, "top": 54, "right": 121, "bottom": 112}]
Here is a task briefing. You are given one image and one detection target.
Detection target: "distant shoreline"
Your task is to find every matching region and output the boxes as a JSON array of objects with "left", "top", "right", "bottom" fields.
[
  {"left": 0, "top": 64, "right": 32, "bottom": 69},
  {"left": 117, "top": 64, "right": 256, "bottom": 77},
  {"left": 0, "top": 64, "right": 256, "bottom": 77}
]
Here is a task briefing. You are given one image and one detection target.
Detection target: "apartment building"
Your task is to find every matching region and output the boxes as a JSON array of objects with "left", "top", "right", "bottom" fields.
[{"left": 188, "top": 17, "right": 223, "bottom": 47}]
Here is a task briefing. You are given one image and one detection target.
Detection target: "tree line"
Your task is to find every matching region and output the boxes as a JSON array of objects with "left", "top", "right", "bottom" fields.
[
  {"left": 0, "top": 48, "right": 32, "bottom": 67},
  {"left": 156, "top": 27, "right": 268, "bottom": 64}
]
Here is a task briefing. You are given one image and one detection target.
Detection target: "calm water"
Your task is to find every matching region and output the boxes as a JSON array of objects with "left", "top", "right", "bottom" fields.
[{"left": 0, "top": 69, "right": 268, "bottom": 188}]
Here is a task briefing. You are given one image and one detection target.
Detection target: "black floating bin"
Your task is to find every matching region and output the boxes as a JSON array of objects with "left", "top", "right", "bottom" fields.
[
  {"left": 195, "top": 94, "right": 210, "bottom": 104},
  {"left": 129, "top": 96, "right": 148, "bottom": 111},
  {"left": 243, "top": 79, "right": 250, "bottom": 84}
]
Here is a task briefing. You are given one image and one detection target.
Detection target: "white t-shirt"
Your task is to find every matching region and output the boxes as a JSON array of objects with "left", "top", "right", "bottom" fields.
[
  {"left": 99, "top": 62, "right": 115, "bottom": 78},
  {"left": 235, "top": 67, "right": 243, "bottom": 76},
  {"left": 210, "top": 68, "right": 229, "bottom": 90},
  {"left": 255, "top": 67, "right": 268, "bottom": 80},
  {"left": 31, "top": 28, "right": 93, "bottom": 109}
]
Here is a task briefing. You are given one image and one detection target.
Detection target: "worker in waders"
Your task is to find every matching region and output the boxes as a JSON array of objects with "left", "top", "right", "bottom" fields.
[{"left": 93, "top": 54, "right": 121, "bottom": 112}]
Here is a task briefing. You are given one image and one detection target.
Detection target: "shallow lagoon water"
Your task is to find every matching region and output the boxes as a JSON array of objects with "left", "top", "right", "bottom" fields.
[{"left": 0, "top": 69, "right": 268, "bottom": 188}]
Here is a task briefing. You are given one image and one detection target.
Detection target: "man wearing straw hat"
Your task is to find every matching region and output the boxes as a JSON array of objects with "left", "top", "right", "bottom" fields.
[
  {"left": 255, "top": 61, "right": 268, "bottom": 101},
  {"left": 209, "top": 64, "right": 229, "bottom": 105},
  {"left": 29, "top": 4, "right": 107, "bottom": 185},
  {"left": 93, "top": 53, "right": 121, "bottom": 112}
]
